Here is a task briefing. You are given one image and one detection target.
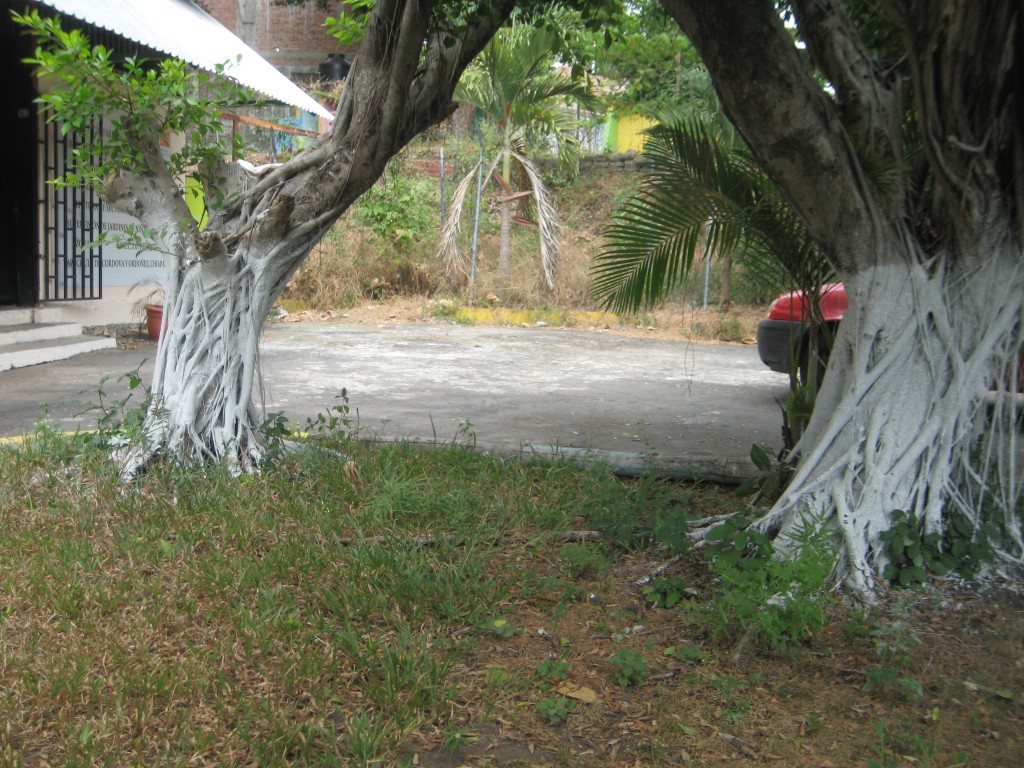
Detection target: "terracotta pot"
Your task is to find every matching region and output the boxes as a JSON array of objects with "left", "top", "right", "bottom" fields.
[{"left": 144, "top": 303, "right": 165, "bottom": 341}]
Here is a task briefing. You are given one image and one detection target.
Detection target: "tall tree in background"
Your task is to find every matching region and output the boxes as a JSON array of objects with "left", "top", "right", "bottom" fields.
[
  {"left": 659, "top": 0, "right": 1023, "bottom": 595},
  {"left": 441, "top": 14, "right": 594, "bottom": 287},
  {"left": 586, "top": 0, "right": 711, "bottom": 120}
]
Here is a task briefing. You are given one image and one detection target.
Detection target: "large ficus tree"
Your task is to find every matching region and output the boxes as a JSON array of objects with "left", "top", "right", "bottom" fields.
[
  {"left": 659, "top": 0, "right": 1023, "bottom": 595},
  {"left": 20, "top": 0, "right": 615, "bottom": 478}
]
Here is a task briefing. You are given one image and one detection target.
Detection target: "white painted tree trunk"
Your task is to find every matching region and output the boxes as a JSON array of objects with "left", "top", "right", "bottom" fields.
[
  {"left": 756, "top": 237, "right": 1024, "bottom": 595},
  {"left": 114, "top": 191, "right": 307, "bottom": 479}
]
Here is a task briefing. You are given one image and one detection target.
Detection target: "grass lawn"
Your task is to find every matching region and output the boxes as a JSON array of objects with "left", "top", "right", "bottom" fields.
[{"left": 1, "top": 428, "right": 1022, "bottom": 767}]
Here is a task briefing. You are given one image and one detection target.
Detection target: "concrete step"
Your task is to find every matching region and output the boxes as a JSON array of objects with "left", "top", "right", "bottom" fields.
[
  {"left": 0, "top": 322, "right": 89, "bottom": 346},
  {"left": 0, "top": 334, "right": 117, "bottom": 372},
  {"left": 0, "top": 306, "right": 68, "bottom": 326},
  {"left": 0, "top": 308, "right": 35, "bottom": 327}
]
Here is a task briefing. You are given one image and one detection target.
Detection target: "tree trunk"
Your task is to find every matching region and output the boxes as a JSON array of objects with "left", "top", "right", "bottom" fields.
[
  {"left": 759, "top": 235, "right": 1024, "bottom": 594},
  {"left": 118, "top": 221, "right": 299, "bottom": 477},
  {"left": 718, "top": 250, "right": 731, "bottom": 309},
  {"left": 661, "top": 0, "right": 1024, "bottom": 592},
  {"left": 107, "top": 0, "right": 518, "bottom": 477},
  {"left": 498, "top": 198, "right": 512, "bottom": 275}
]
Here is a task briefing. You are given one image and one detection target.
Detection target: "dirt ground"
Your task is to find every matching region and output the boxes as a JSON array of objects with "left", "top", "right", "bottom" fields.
[
  {"left": 275, "top": 295, "right": 767, "bottom": 345},
  {"left": 398, "top": 544, "right": 1024, "bottom": 768}
]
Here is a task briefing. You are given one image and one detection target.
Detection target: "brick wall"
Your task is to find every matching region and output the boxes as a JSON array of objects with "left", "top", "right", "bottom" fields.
[{"left": 197, "top": 0, "right": 351, "bottom": 78}]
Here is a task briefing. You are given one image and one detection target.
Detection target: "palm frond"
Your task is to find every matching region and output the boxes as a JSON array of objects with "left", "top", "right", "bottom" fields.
[
  {"left": 511, "top": 151, "right": 561, "bottom": 289},
  {"left": 439, "top": 162, "right": 481, "bottom": 281},
  {"left": 592, "top": 117, "right": 832, "bottom": 313}
]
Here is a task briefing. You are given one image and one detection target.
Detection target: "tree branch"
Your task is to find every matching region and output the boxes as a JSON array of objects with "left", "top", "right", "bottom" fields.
[
  {"left": 886, "top": 0, "right": 1022, "bottom": 245},
  {"left": 660, "top": 0, "right": 887, "bottom": 273},
  {"left": 792, "top": 0, "right": 904, "bottom": 169}
]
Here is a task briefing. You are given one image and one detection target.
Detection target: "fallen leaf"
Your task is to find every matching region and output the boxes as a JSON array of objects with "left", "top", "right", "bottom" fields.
[{"left": 556, "top": 682, "right": 599, "bottom": 704}]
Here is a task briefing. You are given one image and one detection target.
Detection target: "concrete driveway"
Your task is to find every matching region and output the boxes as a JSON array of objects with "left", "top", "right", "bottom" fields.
[{"left": 0, "top": 322, "right": 791, "bottom": 479}]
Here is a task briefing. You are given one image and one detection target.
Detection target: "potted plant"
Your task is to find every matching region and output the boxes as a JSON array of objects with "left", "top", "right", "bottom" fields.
[
  {"left": 144, "top": 301, "right": 165, "bottom": 341},
  {"left": 130, "top": 284, "right": 166, "bottom": 341}
]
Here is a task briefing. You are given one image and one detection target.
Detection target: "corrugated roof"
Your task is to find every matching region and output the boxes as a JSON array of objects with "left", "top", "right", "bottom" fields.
[{"left": 36, "top": 0, "right": 334, "bottom": 120}]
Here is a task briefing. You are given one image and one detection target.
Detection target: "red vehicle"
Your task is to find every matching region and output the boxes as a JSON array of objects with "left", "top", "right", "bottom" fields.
[
  {"left": 756, "top": 283, "right": 847, "bottom": 381},
  {"left": 757, "top": 285, "right": 1024, "bottom": 403}
]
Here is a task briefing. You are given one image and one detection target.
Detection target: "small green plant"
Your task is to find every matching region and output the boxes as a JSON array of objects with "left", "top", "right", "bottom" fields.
[
  {"left": 708, "top": 674, "right": 752, "bottom": 727},
  {"left": 642, "top": 575, "right": 696, "bottom": 609},
  {"left": 535, "top": 657, "right": 572, "bottom": 683},
  {"left": 580, "top": 471, "right": 692, "bottom": 555},
  {"left": 303, "top": 388, "right": 354, "bottom": 441},
  {"left": 609, "top": 648, "right": 648, "bottom": 686},
  {"left": 441, "top": 726, "right": 476, "bottom": 753},
  {"left": 664, "top": 644, "right": 708, "bottom": 664},
  {"left": 481, "top": 617, "right": 522, "bottom": 639},
  {"left": 81, "top": 366, "right": 151, "bottom": 447},
  {"left": 560, "top": 542, "right": 614, "bottom": 579},
  {"left": 870, "top": 619, "right": 920, "bottom": 663},
  {"left": 867, "top": 719, "right": 901, "bottom": 768},
  {"left": 536, "top": 696, "right": 574, "bottom": 725},
  {"left": 704, "top": 514, "right": 834, "bottom": 649},
  {"left": 429, "top": 300, "right": 465, "bottom": 323},
  {"left": 864, "top": 666, "right": 925, "bottom": 702},
  {"left": 881, "top": 509, "right": 996, "bottom": 587},
  {"left": 736, "top": 441, "right": 792, "bottom": 505},
  {"left": 803, "top": 712, "right": 825, "bottom": 735}
]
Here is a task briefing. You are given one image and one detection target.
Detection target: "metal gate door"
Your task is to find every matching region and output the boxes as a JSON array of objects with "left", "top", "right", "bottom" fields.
[{"left": 40, "top": 118, "right": 103, "bottom": 301}]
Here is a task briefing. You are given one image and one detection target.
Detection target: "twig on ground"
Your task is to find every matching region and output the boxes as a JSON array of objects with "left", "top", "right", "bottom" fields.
[{"left": 331, "top": 530, "right": 602, "bottom": 547}]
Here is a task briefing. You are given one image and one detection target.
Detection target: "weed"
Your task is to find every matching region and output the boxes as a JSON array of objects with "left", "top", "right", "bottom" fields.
[
  {"left": 560, "top": 541, "right": 614, "bottom": 579},
  {"left": 736, "top": 440, "right": 801, "bottom": 507},
  {"left": 870, "top": 619, "right": 920, "bottom": 663},
  {"left": 302, "top": 387, "right": 355, "bottom": 442},
  {"left": 609, "top": 648, "right": 649, "bottom": 686},
  {"left": 81, "top": 365, "right": 150, "bottom": 445},
  {"left": 643, "top": 575, "right": 697, "bottom": 609},
  {"left": 580, "top": 470, "right": 692, "bottom": 555},
  {"left": 664, "top": 644, "right": 708, "bottom": 664},
  {"left": 867, "top": 719, "right": 901, "bottom": 768},
  {"left": 483, "top": 665, "right": 527, "bottom": 701},
  {"left": 708, "top": 675, "right": 752, "bottom": 727},
  {"left": 481, "top": 617, "right": 522, "bottom": 639},
  {"left": 537, "top": 696, "right": 575, "bottom": 724},
  {"left": 343, "top": 710, "right": 393, "bottom": 764},
  {"left": 880, "top": 509, "right": 996, "bottom": 586},
  {"left": 704, "top": 514, "right": 834, "bottom": 649},
  {"left": 535, "top": 657, "right": 572, "bottom": 683},
  {"left": 441, "top": 726, "right": 476, "bottom": 752},
  {"left": 429, "top": 300, "right": 468, "bottom": 323},
  {"left": 803, "top": 713, "right": 825, "bottom": 735},
  {"left": 865, "top": 666, "right": 926, "bottom": 702}
]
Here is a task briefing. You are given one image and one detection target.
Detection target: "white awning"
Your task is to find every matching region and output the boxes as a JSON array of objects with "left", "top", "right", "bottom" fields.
[{"left": 36, "top": 0, "right": 334, "bottom": 121}]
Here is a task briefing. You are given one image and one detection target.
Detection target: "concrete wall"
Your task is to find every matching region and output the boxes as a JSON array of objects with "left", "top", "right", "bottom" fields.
[{"left": 534, "top": 150, "right": 652, "bottom": 175}]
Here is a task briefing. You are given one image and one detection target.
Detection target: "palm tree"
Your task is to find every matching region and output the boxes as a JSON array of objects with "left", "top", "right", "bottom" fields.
[
  {"left": 592, "top": 118, "right": 835, "bottom": 449},
  {"left": 592, "top": 117, "right": 830, "bottom": 314},
  {"left": 441, "top": 18, "right": 594, "bottom": 289}
]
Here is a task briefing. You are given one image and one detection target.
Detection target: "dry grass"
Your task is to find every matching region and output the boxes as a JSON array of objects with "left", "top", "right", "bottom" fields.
[
  {"left": 1, "top": 433, "right": 1022, "bottom": 767},
  {"left": 281, "top": 171, "right": 767, "bottom": 343}
]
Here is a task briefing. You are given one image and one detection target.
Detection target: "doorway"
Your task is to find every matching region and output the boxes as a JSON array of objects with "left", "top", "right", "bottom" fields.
[{"left": 0, "top": 17, "right": 39, "bottom": 306}]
